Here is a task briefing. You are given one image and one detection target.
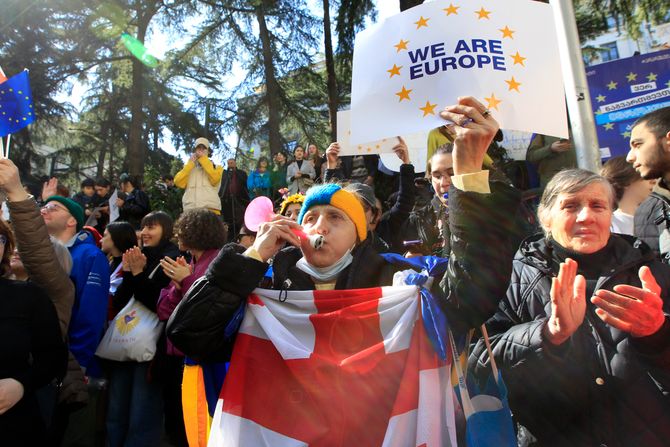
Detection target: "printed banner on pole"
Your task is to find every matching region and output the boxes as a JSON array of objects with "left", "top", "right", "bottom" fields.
[
  {"left": 350, "top": 0, "right": 567, "bottom": 145},
  {"left": 208, "top": 286, "right": 457, "bottom": 447},
  {"left": 586, "top": 49, "right": 670, "bottom": 159}
]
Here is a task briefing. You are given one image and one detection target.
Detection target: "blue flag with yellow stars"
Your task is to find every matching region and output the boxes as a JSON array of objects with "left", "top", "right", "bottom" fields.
[
  {"left": 0, "top": 70, "right": 35, "bottom": 137},
  {"left": 586, "top": 49, "right": 670, "bottom": 159}
]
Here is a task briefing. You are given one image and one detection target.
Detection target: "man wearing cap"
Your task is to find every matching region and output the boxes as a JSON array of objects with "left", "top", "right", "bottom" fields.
[
  {"left": 42, "top": 195, "right": 110, "bottom": 379},
  {"left": 174, "top": 137, "right": 224, "bottom": 215}
]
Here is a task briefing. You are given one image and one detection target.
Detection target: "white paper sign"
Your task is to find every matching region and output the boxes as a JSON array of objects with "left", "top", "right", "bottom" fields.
[
  {"left": 350, "top": 0, "right": 568, "bottom": 145},
  {"left": 338, "top": 110, "right": 429, "bottom": 172},
  {"left": 109, "top": 189, "right": 120, "bottom": 223}
]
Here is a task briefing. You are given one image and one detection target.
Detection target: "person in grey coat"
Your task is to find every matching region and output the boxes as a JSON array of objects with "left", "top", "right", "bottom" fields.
[{"left": 286, "top": 145, "right": 316, "bottom": 194}]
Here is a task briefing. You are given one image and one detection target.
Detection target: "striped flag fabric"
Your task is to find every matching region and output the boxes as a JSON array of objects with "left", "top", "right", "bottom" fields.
[{"left": 207, "top": 286, "right": 457, "bottom": 447}]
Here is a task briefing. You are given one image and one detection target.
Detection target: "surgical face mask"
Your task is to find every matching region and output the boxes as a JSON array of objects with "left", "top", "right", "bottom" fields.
[{"left": 296, "top": 247, "right": 354, "bottom": 282}]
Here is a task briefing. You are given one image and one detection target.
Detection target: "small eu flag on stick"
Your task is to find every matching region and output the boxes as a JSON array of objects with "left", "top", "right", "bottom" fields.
[{"left": 0, "top": 69, "right": 35, "bottom": 158}]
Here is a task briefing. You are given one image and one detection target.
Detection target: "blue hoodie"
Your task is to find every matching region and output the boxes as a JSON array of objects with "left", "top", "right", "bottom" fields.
[{"left": 67, "top": 231, "right": 110, "bottom": 377}]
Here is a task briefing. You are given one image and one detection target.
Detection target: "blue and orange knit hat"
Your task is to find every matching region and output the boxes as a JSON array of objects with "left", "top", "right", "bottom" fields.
[{"left": 297, "top": 183, "right": 367, "bottom": 242}]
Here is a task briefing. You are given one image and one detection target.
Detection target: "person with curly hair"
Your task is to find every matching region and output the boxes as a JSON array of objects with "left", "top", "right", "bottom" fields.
[{"left": 157, "top": 209, "right": 227, "bottom": 446}]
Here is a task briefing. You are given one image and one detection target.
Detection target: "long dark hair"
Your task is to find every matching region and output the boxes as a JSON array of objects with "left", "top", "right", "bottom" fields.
[
  {"left": 106, "top": 221, "right": 138, "bottom": 253},
  {"left": 0, "top": 218, "right": 15, "bottom": 278}
]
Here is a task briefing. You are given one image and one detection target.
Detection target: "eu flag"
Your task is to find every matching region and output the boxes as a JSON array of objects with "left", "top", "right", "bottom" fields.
[{"left": 0, "top": 70, "right": 35, "bottom": 137}]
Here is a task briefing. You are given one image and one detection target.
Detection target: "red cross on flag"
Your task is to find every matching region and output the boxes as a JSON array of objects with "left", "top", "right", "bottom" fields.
[
  {"left": 350, "top": 0, "right": 568, "bottom": 145},
  {"left": 208, "top": 286, "right": 457, "bottom": 447}
]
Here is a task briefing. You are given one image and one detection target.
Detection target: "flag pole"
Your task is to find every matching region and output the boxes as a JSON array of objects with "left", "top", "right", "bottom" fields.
[
  {"left": 549, "top": 0, "right": 601, "bottom": 172},
  {"left": 5, "top": 134, "right": 11, "bottom": 159}
]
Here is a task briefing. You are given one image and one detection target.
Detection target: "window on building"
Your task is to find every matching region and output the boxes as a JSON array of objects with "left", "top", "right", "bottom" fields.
[{"left": 600, "top": 42, "right": 619, "bottom": 62}]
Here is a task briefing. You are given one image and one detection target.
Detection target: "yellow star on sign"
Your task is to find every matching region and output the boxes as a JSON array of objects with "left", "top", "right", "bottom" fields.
[
  {"left": 395, "top": 86, "right": 413, "bottom": 102},
  {"left": 387, "top": 64, "right": 402, "bottom": 78},
  {"left": 622, "top": 131, "right": 631, "bottom": 138},
  {"left": 607, "top": 80, "right": 618, "bottom": 90},
  {"left": 647, "top": 72, "right": 658, "bottom": 82},
  {"left": 485, "top": 93, "right": 502, "bottom": 111},
  {"left": 443, "top": 3, "right": 459, "bottom": 15},
  {"left": 596, "top": 94, "right": 606, "bottom": 103},
  {"left": 414, "top": 16, "right": 430, "bottom": 29},
  {"left": 626, "top": 72, "right": 637, "bottom": 82},
  {"left": 499, "top": 26, "right": 514, "bottom": 39},
  {"left": 420, "top": 101, "right": 437, "bottom": 117},
  {"left": 604, "top": 123, "right": 614, "bottom": 130},
  {"left": 510, "top": 51, "right": 526, "bottom": 66},
  {"left": 394, "top": 39, "right": 409, "bottom": 52},
  {"left": 505, "top": 77, "right": 521, "bottom": 92},
  {"left": 475, "top": 7, "right": 491, "bottom": 19}
]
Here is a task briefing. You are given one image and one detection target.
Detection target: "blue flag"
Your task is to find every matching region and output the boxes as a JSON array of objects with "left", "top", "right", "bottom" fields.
[{"left": 0, "top": 70, "right": 35, "bottom": 137}]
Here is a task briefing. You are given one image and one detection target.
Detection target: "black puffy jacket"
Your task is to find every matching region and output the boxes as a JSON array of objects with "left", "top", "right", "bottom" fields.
[
  {"left": 634, "top": 181, "right": 670, "bottom": 261},
  {"left": 167, "top": 181, "right": 522, "bottom": 362},
  {"left": 471, "top": 234, "right": 670, "bottom": 447}
]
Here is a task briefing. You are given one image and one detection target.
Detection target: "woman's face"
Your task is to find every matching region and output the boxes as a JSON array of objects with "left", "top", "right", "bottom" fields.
[
  {"left": 275, "top": 153, "right": 286, "bottom": 164},
  {"left": 259, "top": 160, "right": 268, "bottom": 170},
  {"left": 140, "top": 223, "right": 163, "bottom": 248},
  {"left": 430, "top": 153, "right": 454, "bottom": 205},
  {"left": 284, "top": 203, "right": 302, "bottom": 222},
  {"left": 308, "top": 145, "right": 317, "bottom": 155},
  {"left": 294, "top": 148, "right": 304, "bottom": 161},
  {"left": 543, "top": 182, "right": 613, "bottom": 254},
  {"left": 100, "top": 229, "right": 115, "bottom": 255},
  {"left": 301, "top": 205, "right": 357, "bottom": 268}
]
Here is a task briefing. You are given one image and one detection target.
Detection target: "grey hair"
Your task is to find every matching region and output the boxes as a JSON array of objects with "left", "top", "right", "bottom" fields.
[
  {"left": 537, "top": 169, "right": 615, "bottom": 236},
  {"left": 50, "top": 236, "right": 73, "bottom": 275}
]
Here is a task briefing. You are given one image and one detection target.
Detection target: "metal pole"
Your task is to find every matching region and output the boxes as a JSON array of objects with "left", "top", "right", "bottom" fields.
[{"left": 549, "top": 0, "right": 601, "bottom": 172}]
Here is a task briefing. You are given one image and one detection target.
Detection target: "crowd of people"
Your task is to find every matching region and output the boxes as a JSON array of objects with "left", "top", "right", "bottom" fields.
[{"left": 0, "top": 101, "right": 669, "bottom": 447}]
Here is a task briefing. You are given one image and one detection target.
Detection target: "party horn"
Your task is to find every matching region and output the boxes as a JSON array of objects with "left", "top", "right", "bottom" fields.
[{"left": 244, "top": 196, "right": 323, "bottom": 249}]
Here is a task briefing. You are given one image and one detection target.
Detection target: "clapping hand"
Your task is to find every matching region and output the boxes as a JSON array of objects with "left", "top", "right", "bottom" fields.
[
  {"left": 544, "top": 258, "right": 586, "bottom": 345},
  {"left": 591, "top": 266, "right": 666, "bottom": 337},
  {"left": 0, "top": 378, "right": 24, "bottom": 415},
  {"left": 123, "top": 247, "right": 147, "bottom": 276},
  {"left": 160, "top": 256, "right": 191, "bottom": 289},
  {"left": 42, "top": 177, "right": 58, "bottom": 199}
]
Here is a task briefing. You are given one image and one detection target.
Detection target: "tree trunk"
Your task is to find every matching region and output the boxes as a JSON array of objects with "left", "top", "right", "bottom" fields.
[
  {"left": 126, "top": 2, "right": 154, "bottom": 178},
  {"left": 255, "top": 3, "right": 282, "bottom": 156},
  {"left": 399, "top": 0, "right": 423, "bottom": 11},
  {"left": 323, "top": 0, "right": 338, "bottom": 142}
]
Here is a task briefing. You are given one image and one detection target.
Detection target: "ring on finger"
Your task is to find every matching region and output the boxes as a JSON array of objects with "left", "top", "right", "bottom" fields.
[
  {"left": 459, "top": 117, "right": 474, "bottom": 127},
  {"left": 482, "top": 109, "right": 491, "bottom": 118}
]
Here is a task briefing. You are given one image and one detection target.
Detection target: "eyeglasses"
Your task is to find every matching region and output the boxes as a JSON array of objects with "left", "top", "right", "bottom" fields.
[
  {"left": 0, "top": 234, "right": 7, "bottom": 245},
  {"left": 41, "top": 202, "right": 69, "bottom": 214}
]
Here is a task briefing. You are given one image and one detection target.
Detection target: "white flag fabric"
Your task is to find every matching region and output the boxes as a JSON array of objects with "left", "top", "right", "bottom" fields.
[
  {"left": 208, "top": 286, "right": 457, "bottom": 447},
  {"left": 350, "top": 0, "right": 568, "bottom": 144}
]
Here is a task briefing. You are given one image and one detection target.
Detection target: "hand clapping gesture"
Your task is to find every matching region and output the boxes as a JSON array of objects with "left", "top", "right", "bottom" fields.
[
  {"left": 160, "top": 256, "right": 192, "bottom": 289},
  {"left": 122, "top": 247, "right": 147, "bottom": 276},
  {"left": 591, "top": 266, "right": 666, "bottom": 338},
  {"left": 544, "top": 258, "right": 586, "bottom": 346}
]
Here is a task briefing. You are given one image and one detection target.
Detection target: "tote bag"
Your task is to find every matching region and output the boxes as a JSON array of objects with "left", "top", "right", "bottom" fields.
[{"left": 96, "top": 298, "right": 164, "bottom": 362}]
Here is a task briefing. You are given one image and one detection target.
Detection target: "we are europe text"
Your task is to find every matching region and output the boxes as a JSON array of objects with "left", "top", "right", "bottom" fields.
[{"left": 407, "top": 39, "right": 507, "bottom": 80}]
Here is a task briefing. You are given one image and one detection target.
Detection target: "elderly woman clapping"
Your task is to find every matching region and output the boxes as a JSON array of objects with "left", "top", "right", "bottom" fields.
[{"left": 472, "top": 168, "right": 670, "bottom": 447}]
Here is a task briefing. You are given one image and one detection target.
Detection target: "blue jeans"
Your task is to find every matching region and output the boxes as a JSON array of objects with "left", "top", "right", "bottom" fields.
[{"left": 106, "top": 362, "right": 163, "bottom": 447}]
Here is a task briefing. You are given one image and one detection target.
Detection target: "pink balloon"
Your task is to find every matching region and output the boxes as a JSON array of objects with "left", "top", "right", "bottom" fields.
[{"left": 244, "top": 196, "right": 275, "bottom": 232}]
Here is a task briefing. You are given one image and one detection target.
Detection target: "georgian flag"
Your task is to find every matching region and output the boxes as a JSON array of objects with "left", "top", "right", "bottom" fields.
[{"left": 208, "top": 286, "right": 457, "bottom": 447}]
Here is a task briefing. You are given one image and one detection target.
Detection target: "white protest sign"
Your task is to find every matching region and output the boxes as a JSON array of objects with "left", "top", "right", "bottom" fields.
[
  {"left": 350, "top": 0, "right": 568, "bottom": 145},
  {"left": 109, "top": 189, "right": 120, "bottom": 223},
  {"left": 338, "top": 109, "right": 429, "bottom": 172},
  {"left": 336, "top": 110, "right": 400, "bottom": 156}
]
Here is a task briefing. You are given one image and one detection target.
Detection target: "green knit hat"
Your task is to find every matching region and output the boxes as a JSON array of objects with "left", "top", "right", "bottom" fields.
[{"left": 45, "top": 196, "right": 85, "bottom": 231}]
